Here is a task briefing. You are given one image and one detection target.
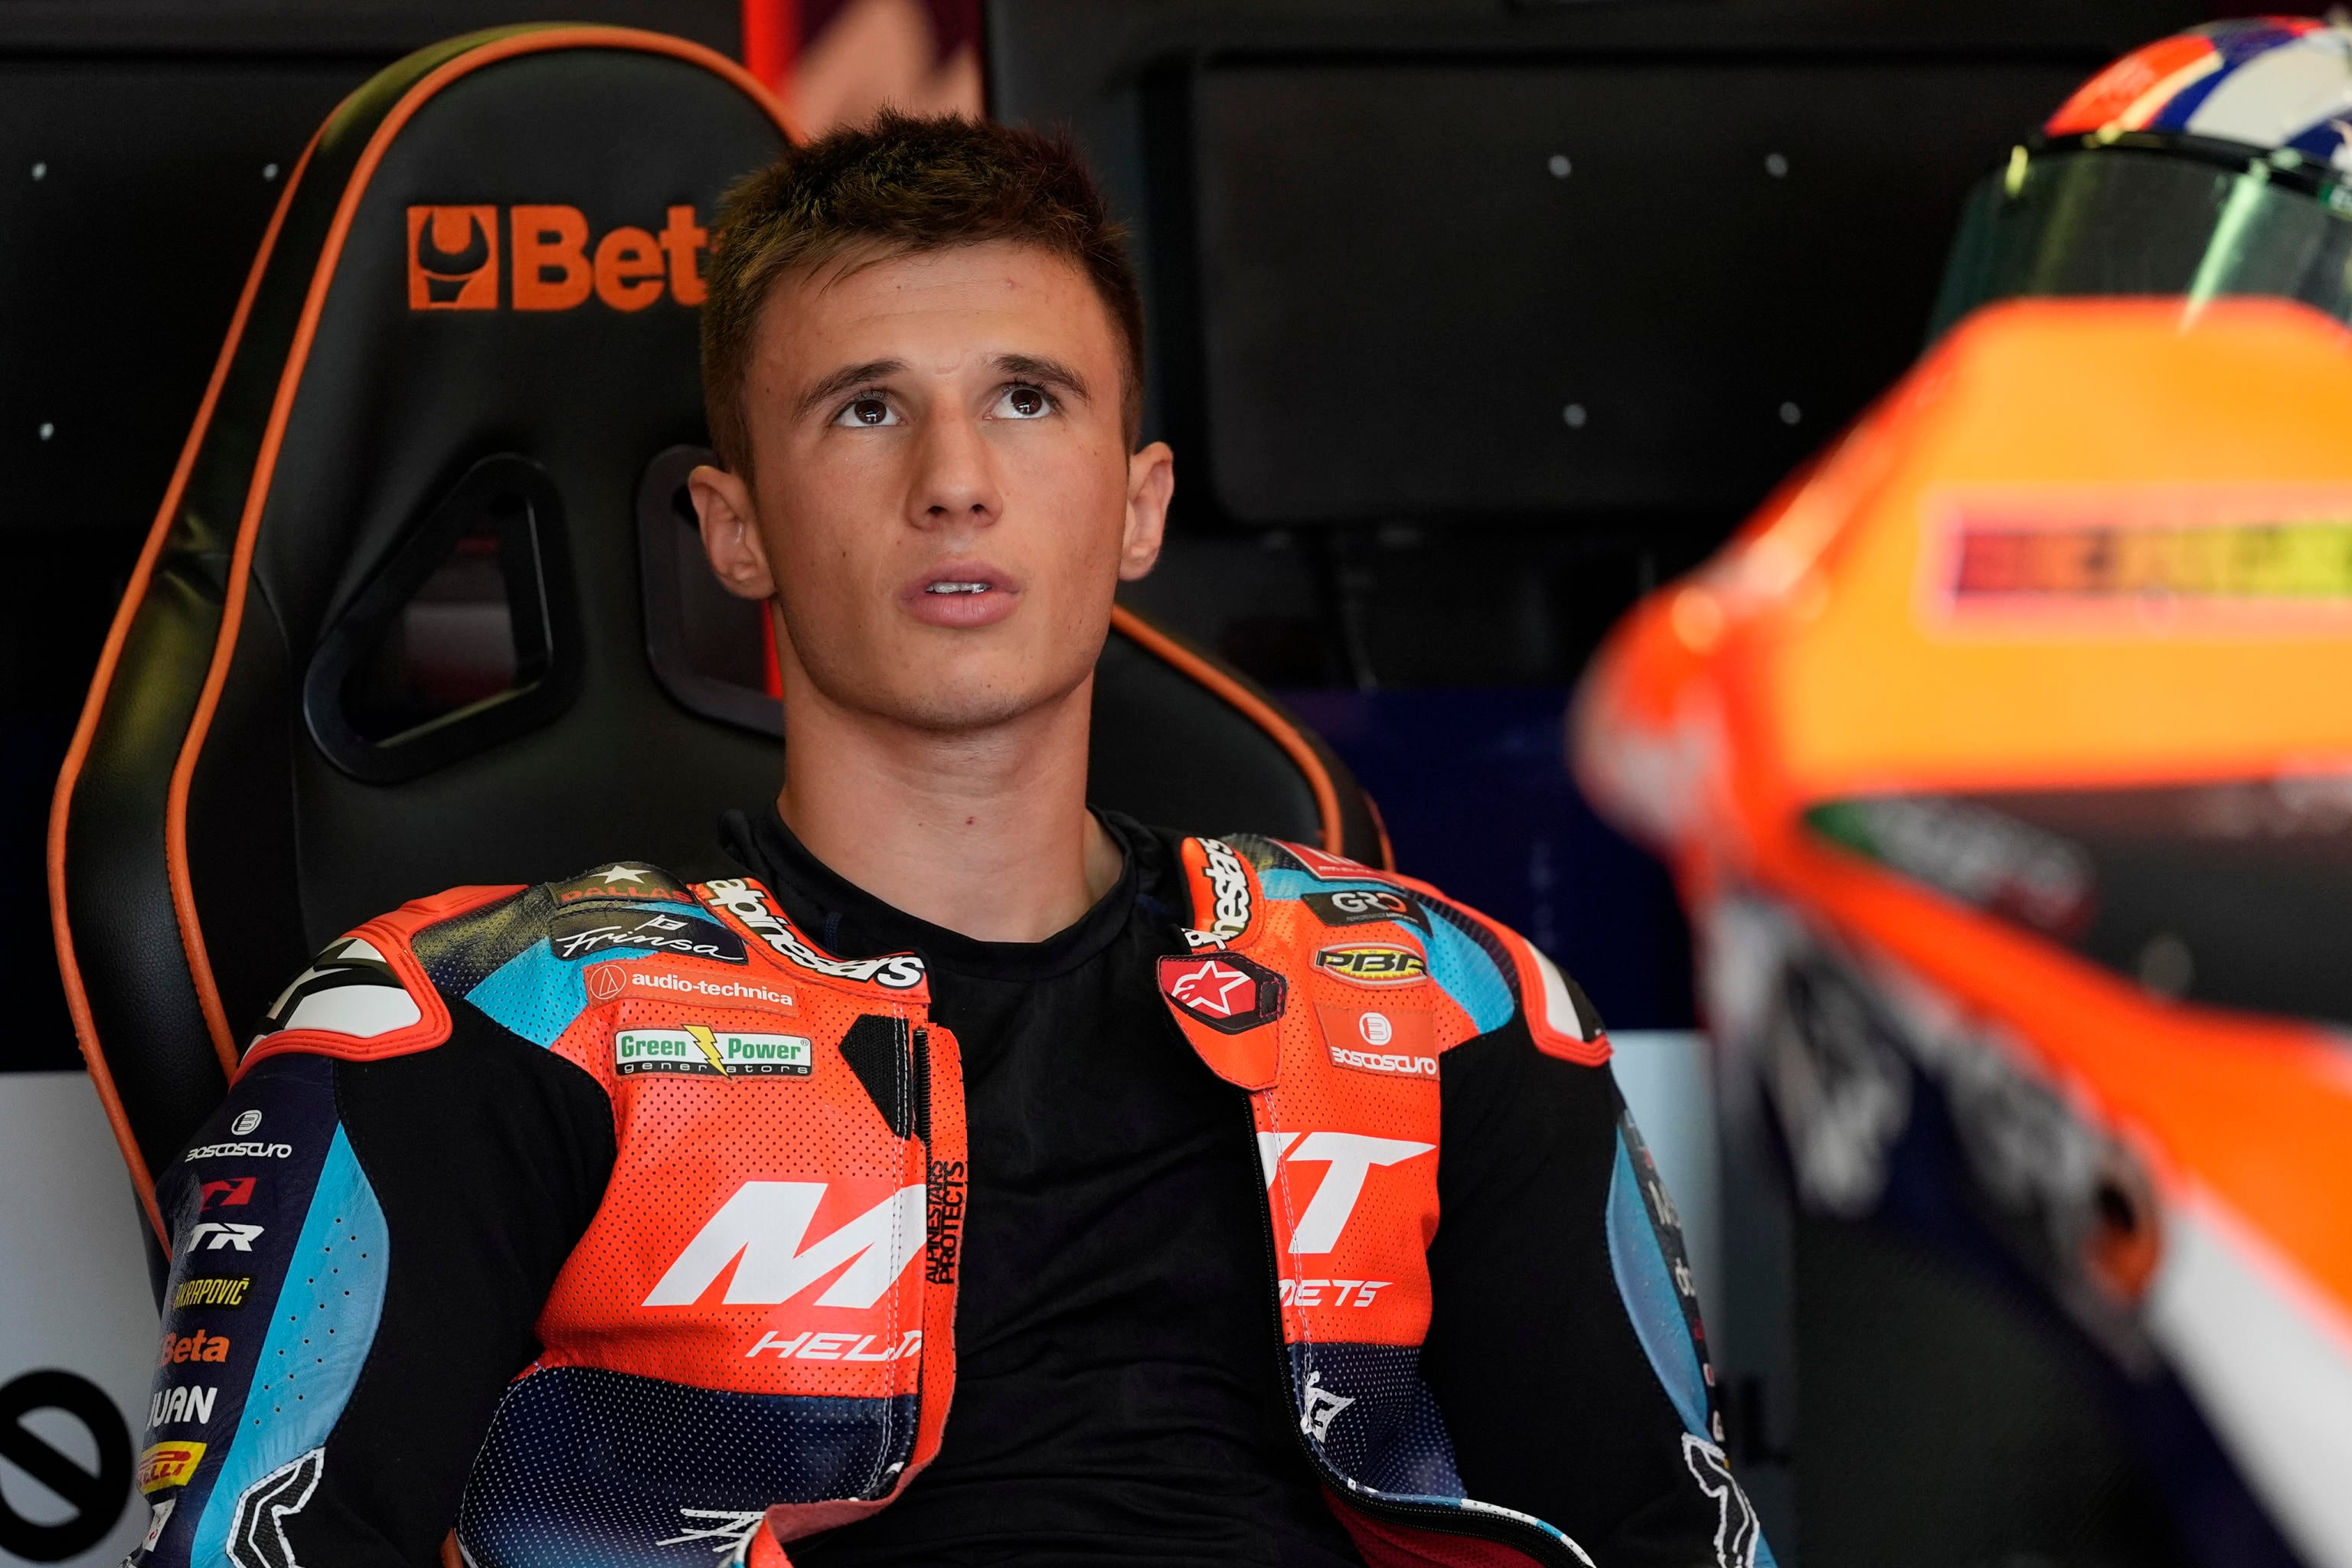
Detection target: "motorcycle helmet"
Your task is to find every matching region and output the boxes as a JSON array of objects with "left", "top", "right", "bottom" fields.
[{"left": 1932, "top": 17, "right": 2352, "bottom": 334}]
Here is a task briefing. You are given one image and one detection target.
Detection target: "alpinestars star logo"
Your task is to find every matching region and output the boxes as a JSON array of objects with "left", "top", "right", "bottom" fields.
[
  {"left": 225, "top": 1447, "right": 323, "bottom": 1568},
  {"left": 1158, "top": 953, "right": 1286, "bottom": 1034},
  {"left": 1298, "top": 1370, "right": 1355, "bottom": 1441},
  {"left": 655, "top": 1508, "right": 765, "bottom": 1557},
  {"left": 249, "top": 936, "right": 420, "bottom": 1048},
  {"left": 1683, "top": 1436, "right": 1762, "bottom": 1568}
]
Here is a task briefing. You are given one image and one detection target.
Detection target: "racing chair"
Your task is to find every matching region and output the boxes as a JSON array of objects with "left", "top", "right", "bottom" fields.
[{"left": 47, "top": 26, "right": 1386, "bottom": 1242}]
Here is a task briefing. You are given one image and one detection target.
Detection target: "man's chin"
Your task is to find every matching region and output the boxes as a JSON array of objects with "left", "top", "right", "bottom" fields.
[{"left": 828, "top": 671, "right": 1089, "bottom": 737}]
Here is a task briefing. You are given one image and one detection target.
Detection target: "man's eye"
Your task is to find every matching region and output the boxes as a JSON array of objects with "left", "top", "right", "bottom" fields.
[
  {"left": 991, "top": 384, "right": 1053, "bottom": 420},
  {"left": 833, "top": 395, "right": 898, "bottom": 427}
]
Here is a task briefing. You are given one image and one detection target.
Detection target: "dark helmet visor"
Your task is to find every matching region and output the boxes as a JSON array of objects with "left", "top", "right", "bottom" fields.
[{"left": 1930, "top": 139, "right": 2352, "bottom": 338}]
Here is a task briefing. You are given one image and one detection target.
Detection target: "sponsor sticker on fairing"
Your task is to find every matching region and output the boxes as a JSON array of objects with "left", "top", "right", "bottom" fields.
[{"left": 616, "top": 1027, "right": 813, "bottom": 1078}]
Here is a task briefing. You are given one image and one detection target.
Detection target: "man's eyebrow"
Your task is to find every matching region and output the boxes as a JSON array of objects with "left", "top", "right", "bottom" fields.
[
  {"left": 997, "top": 354, "right": 1092, "bottom": 403},
  {"left": 795, "top": 358, "right": 906, "bottom": 419}
]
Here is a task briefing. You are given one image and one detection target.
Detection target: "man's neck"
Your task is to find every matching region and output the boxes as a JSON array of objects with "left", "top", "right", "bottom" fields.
[{"left": 773, "top": 675, "right": 1122, "bottom": 946}]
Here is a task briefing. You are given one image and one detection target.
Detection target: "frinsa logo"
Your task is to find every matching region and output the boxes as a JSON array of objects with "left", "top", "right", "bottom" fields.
[{"left": 406, "top": 204, "right": 707, "bottom": 312}]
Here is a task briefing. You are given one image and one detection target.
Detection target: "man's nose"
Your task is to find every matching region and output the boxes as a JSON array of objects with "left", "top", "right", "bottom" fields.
[{"left": 910, "top": 403, "right": 1001, "bottom": 530}]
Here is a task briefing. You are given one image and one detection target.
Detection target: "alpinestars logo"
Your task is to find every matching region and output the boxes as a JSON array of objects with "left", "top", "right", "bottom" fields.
[
  {"left": 1199, "top": 838, "right": 1253, "bottom": 939},
  {"left": 225, "top": 1447, "right": 324, "bottom": 1568},
  {"left": 701, "top": 880, "right": 926, "bottom": 990},
  {"left": 1159, "top": 953, "right": 1286, "bottom": 1034},
  {"left": 1298, "top": 1370, "right": 1355, "bottom": 1441},
  {"left": 656, "top": 1509, "right": 765, "bottom": 1557},
  {"left": 250, "top": 936, "right": 420, "bottom": 1048},
  {"left": 1683, "top": 1436, "right": 1762, "bottom": 1568},
  {"left": 643, "top": 1181, "right": 926, "bottom": 1308}
]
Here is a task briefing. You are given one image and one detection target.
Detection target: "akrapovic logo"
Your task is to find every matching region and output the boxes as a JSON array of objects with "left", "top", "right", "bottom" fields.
[{"left": 406, "top": 204, "right": 707, "bottom": 312}]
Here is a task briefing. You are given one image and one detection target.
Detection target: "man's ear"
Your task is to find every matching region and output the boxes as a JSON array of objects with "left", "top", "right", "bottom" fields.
[
  {"left": 1118, "top": 440, "right": 1174, "bottom": 581},
  {"left": 688, "top": 463, "right": 776, "bottom": 600}
]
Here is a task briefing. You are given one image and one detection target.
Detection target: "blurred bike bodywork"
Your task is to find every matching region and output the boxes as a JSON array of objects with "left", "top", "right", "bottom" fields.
[{"left": 1575, "top": 296, "right": 2352, "bottom": 1568}]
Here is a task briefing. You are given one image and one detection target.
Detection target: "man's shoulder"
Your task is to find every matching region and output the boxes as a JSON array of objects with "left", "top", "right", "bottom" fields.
[
  {"left": 240, "top": 859, "right": 740, "bottom": 1069},
  {"left": 1200, "top": 832, "right": 1610, "bottom": 1064}
]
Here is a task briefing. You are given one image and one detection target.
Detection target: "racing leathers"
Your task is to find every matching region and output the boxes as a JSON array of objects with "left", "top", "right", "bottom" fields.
[{"left": 130, "top": 810, "right": 1770, "bottom": 1568}]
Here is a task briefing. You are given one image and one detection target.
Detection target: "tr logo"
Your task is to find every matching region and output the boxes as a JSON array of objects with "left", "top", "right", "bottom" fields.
[
  {"left": 187, "top": 1222, "right": 263, "bottom": 1253},
  {"left": 407, "top": 204, "right": 708, "bottom": 312}
]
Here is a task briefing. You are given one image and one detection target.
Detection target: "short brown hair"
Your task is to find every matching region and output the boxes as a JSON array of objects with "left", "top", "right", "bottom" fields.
[{"left": 701, "top": 110, "right": 1147, "bottom": 472}]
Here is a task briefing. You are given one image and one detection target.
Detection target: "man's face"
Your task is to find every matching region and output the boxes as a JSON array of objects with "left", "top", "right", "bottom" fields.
[{"left": 691, "top": 240, "right": 1171, "bottom": 733}]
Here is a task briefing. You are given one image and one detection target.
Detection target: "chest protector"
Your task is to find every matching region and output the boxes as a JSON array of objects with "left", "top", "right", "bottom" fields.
[{"left": 246, "top": 837, "right": 1605, "bottom": 1568}]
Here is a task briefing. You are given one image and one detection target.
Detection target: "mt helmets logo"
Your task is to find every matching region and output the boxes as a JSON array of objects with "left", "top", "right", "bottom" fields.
[
  {"left": 406, "top": 204, "right": 707, "bottom": 312},
  {"left": 1158, "top": 953, "right": 1286, "bottom": 1034}
]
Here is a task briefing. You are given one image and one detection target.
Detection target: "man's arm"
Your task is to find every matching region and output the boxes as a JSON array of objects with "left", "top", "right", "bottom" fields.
[
  {"left": 136, "top": 997, "right": 614, "bottom": 1567},
  {"left": 1422, "top": 1009, "right": 1774, "bottom": 1568}
]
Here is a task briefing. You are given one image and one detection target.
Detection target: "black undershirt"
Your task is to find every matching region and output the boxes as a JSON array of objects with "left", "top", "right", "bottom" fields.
[{"left": 727, "top": 807, "right": 1367, "bottom": 1568}]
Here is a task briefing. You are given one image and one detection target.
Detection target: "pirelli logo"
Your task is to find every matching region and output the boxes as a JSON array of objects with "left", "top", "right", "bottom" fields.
[
  {"left": 138, "top": 1441, "right": 207, "bottom": 1493},
  {"left": 407, "top": 204, "right": 707, "bottom": 312}
]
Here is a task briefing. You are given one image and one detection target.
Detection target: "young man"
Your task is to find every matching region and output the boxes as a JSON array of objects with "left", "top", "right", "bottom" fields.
[{"left": 132, "top": 115, "right": 1769, "bottom": 1568}]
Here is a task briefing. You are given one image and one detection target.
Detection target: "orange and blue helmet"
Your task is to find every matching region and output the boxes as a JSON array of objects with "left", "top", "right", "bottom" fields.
[{"left": 1933, "top": 17, "right": 2352, "bottom": 335}]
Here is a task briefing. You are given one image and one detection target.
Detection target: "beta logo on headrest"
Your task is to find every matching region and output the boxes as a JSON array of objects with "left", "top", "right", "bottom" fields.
[{"left": 406, "top": 204, "right": 707, "bottom": 312}]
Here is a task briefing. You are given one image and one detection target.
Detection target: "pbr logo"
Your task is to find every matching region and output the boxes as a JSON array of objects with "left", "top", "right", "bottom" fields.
[
  {"left": 1158, "top": 952, "right": 1286, "bottom": 1034},
  {"left": 1312, "top": 944, "right": 1427, "bottom": 986}
]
